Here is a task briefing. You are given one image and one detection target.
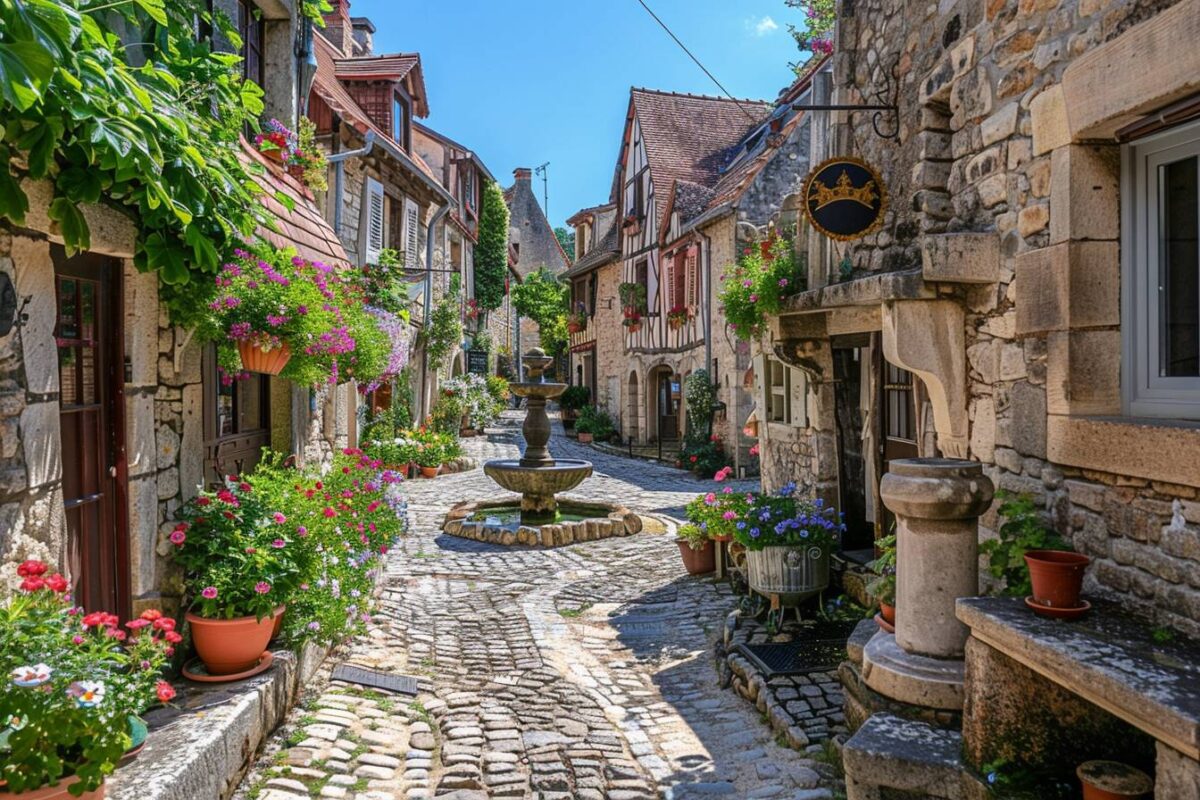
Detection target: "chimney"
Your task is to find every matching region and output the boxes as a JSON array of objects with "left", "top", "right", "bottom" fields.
[
  {"left": 513, "top": 167, "right": 533, "bottom": 182},
  {"left": 350, "top": 17, "right": 375, "bottom": 57},
  {"left": 322, "top": 0, "right": 354, "bottom": 57}
]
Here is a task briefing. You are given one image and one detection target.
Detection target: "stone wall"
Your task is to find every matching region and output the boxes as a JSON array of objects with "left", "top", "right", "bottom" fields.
[{"left": 761, "top": 0, "right": 1200, "bottom": 634}]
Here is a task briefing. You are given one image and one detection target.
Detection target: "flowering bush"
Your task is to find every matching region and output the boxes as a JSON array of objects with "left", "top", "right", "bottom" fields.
[
  {"left": 247, "top": 450, "right": 406, "bottom": 645},
  {"left": 729, "top": 483, "right": 843, "bottom": 551},
  {"left": 677, "top": 435, "right": 729, "bottom": 477},
  {"left": 359, "top": 305, "right": 413, "bottom": 396},
  {"left": 666, "top": 304, "right": 691, "bottom": 326},
  {"left": 199, "top": 247, "right": 390, "bottom": 388},
  {"left": 685, "top": 488, "right": 752, "bottom": 541},
  {"left": 410, "top": 428, "right": 462, "bottom": 468},
  {"left": 440, "top": 373, "right": 504, "bottom": 431},
  {"left": 787, "top": 0, "right": 835, "bottom": 59},
  {"left": 286, "top": 117, "right": 328, "bottom": 192},
  {"left": 718, "top": 236, "right": 804, "bottom": 341},
  {"left": 170, "top": 477, "right": 304, "bottom": 621},
  {"left": 0, "top": 562, "right": 175, "bottom": 793}
]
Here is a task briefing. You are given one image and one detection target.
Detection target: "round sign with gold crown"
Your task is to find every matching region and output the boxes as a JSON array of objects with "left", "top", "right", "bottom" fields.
[{"left": 802, "top": 156, "right": 888, "bottom": 241}]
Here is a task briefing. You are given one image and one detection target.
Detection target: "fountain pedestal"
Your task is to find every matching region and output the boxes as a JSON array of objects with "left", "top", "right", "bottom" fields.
[{"left": 482, "top": 348, "right": 593, "bottom": 525}]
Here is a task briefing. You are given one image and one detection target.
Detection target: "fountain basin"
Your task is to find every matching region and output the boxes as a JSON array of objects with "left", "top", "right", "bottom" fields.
[
  {"left": 483, "top": 459, "right": 593, "bottom": 496},
  {"left": 443, "top": 496, "right": 645, "bottom": 548}
]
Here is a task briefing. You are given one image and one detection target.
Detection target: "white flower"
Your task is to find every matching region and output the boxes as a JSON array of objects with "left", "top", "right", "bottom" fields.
[
  {"left": 11, "top": 663, "right": 52, "bottom": 687},
  {"left": 69, "top": 680, "right": 106, "bottom": 708}
]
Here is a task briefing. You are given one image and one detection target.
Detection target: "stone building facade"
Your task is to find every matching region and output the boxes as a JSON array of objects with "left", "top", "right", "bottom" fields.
[
  {"left": 505, "top": 168, "right": 569, "bottom": 355},
  {"left": 759, "top": 0, "right": 1200, "bottom": 627},
  {"left": 0, "top": 0, "right": 359, "bottom": 618}
]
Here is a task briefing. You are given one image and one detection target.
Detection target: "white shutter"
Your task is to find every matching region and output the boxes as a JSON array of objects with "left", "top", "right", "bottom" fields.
[
  {"left": 363, "top": 177, "right": 385, "bottom": 265},
  {"left": 790, "top": 369, "right": 808, "bottom": 428},
  {"left": 404, "top": 197, "right": 421, "bottom": 270}
]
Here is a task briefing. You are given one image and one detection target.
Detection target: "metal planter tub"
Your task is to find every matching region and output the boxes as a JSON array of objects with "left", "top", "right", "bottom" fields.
[{"left": 745, "top": 544, "right": 830, "bottom": 606}]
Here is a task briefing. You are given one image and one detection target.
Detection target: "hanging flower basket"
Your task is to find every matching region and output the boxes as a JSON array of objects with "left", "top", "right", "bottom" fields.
[{"left": 238, "top": 340, "right": 292, "bottom": 376}]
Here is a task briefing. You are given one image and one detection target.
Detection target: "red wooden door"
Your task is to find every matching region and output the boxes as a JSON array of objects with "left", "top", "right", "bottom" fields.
[{"left": 54, "top": 248, "right": 129, "bottom": 618}]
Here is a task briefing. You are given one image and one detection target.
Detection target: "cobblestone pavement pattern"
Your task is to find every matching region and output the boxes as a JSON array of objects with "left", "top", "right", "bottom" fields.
[{"left": 234, "top": 412, "right": 841, "bottom": 800}]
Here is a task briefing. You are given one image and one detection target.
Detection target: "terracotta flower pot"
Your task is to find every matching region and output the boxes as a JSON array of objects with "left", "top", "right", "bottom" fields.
[
  {"left": 420, "top": 466, "right": 439, "bottom": 478},
  {"left": 1025, "top": 550, "right": 1090, "bottom": 608},
  {"left": 577, "top": 432, "right": 593, "bottom": 443},
  {"left": 677, "top": 539, "right": 715, "bottom": 575},
  {"left": 1077, "top": 761, "right": 1153, "bottom": 800},
  {"left": 261, "top": 147, "right": 286, "bottom": 163},
  {"left": 237, "top": 340, "right": 291, "bottom": 376},
  {"left": 0, "top": 777, "right": 105, "bottom": 799},
  {"left": 185, "top": 610, "right": 276, "bottom": 676},
  {"left": 286, "top": 164, "right": 305, "bottom": 179},
  {"left": 626, "top": 323, "right": 641, "bottom": 334},
  {"left": 880, "top": 602, "right": 896, "bottom": 625},
  {"left": 270, "top": 605, "right": 286, "bottom": 641}
]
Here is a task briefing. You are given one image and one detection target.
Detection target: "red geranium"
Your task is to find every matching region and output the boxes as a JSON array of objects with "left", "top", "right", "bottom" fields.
[{"left": 17, "top": 560, "right": 47, "bottom": 578}]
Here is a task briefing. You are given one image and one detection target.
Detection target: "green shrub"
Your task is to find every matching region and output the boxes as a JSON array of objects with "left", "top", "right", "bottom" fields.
[
  {"left": 560, "top": 385, "right": 591, "bottom": 412},
  {"left": 576, "top": 405, "right": 615, "bottom": 439},
  {"left": 718, "top": 236, "right": 804, "bottom": 341},
  {"left": 980, "top": 491, "right": 1071, "bottom": 597}
]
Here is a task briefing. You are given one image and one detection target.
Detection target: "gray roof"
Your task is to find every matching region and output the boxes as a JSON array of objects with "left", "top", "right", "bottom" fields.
[{"left": 565, "top": 205, "right": 620, "bottom": 278}]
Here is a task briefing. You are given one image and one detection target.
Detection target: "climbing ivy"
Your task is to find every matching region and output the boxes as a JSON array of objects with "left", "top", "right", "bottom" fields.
[
  {"left": 426, "top": 276, "right": 463, "bottom": 372},
  {"left": 473, "top": 179, "right": 509, "bottom": 311},
  {"left": 511, "top": 265, "right": 569, "bottom": 361},
  {"left": 0, "top": 0, "right": 321, "bottom": 326}
]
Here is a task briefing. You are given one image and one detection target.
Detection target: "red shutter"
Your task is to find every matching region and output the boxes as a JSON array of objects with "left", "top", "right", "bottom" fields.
[{"left": 665, "top": 251, "right": 677, "bottom": 309}]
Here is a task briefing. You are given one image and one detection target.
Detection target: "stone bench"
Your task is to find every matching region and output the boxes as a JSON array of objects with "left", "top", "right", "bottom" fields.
[{"left": 957, "top": 597, "right": 1200, "bottom": 798}]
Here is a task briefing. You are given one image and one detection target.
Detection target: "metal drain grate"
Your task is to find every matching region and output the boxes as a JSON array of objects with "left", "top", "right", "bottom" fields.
[
  {"left": 734, "top": 621, "right": 858, "bottom": 676},
  {"left": 331, "top": 664, "right": 420, "bottom": 695}
]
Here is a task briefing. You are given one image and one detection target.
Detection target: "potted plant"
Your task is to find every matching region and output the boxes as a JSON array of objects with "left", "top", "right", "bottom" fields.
[
  {"left": 732, "top": 483, "right": 842, "bottom": 607},
  {"left": 0, "top": 561, "right": 176, "bottom": 797},
  {"left": 559, "top": 385, "right": 590, "bottom": 430},
  {"left": 666, "top": 304, "right": 690, "bottom": 330},
  {"left": 675, "top": 523, "right": 716, "bottom": 575},
  {"left": 576, "top": 405, "right": 614, "bottom": 444},
  {"left": 618, "top": 282, "right": 647, "bottom": 317},
  {"left": 1077, "top": 761, "right": 1154, "bottom": 800},
  {"left": 284, "top": 118, "right": 327, "bottom": 191},
  {"left": 867, "top": 532, "right": 897, "bottom": 629},
  {"left": 979, "top": 491, "right": 1086, "bottom": 611},
  {"left": 254, "top": 118, "right": 295, "bottom": 163},
  {"left": 415, "top": 436, "right": 444, "bottom": 478},
  {"left": 685, "top": 489, "right": 751, "bottom": 543},
  {"left": 566, "top": 302, "right": 588, "bottom": 334},
  {"left": 170, "top": 479, "right": 299, "bottom": 676}
]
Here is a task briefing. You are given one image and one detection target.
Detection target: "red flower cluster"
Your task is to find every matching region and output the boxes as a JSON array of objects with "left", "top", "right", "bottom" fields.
[{"left": 17, "top": 560, "right": 70, "bottom": 593}]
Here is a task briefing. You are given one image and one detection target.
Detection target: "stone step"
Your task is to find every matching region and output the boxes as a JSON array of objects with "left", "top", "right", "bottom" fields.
[{"left": 842, "top": 713, "right": 965, "bottom": 800}]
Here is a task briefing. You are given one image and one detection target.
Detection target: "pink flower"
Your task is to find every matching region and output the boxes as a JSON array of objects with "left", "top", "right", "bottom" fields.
[
  {"left": 722, "top": 511, "right": 737, "bottom": 521},
  {"left": 201, "top": 586, "right": 218, "bottom": 600},
  {"left": 169, "top": 530, "right": 186, "bottom": 546},
  {"left": 704, "top": 492, "right": 717, "bottom": 505},
  {"left": 778, "top": 278, "right": 789, "bottom": 288},
  {"left": 749, "top": 443, "right": 761, "bottom": 457},
  {"left": 254, "top": 582, "right": 271, "bottom": 594},
  {"left": 723, "top": 486, "right": 733, "bottom": 494},
  {"left": 296, "top": 525, "right": 308, "bottom": 536},
  {"left": 323, "top": 507, "right": 336, "bottom": 518},
  {"left": 749, "top": 294, "right": 758, "bottom": 303},
  {"left": 272, "top": 539, "right": 286, "bottom": 549},
  {"left": 272, "top": 512, "right": 287, "bottom": 524}
]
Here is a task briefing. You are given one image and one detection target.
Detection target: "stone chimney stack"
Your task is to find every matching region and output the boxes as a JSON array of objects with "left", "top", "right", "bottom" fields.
[
  {"left": 513, "top": 167, "right": 533, "bottom": 182},
  {"left": 350, "top": 17, "right": 375, "bottom": 57},
  {"left": 322, "top": 0, "right": 354, "bottom": 57}
]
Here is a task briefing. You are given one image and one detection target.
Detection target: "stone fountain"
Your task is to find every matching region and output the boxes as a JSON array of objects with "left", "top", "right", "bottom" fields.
[{"left": 482, "top": 348, "right": 593, "bottom": 524}]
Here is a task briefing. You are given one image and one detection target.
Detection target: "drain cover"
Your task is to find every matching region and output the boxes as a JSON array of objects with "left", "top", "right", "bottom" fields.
[
  {"left": 734, "top": 620, "right": 858, "bottom": 676},
  {"left": 331, "top": 664, "right": 420, "bottom": 695}
]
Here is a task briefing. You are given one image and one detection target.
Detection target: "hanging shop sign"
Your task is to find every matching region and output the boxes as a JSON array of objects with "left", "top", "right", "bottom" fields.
[{"left": 802, "top": 157, "right": 887, "bottom": 241}]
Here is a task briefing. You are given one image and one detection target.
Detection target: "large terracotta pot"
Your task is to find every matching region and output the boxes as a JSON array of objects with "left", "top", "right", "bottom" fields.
[
  {"left": 185, "top": 610, "right": 276, "bottom": 675},
  {"left": 269, "top": 605, "right": 286, "bottom": 641},
  {"left": 420, "top": 466, "right": 439, "bottom": 479},
  {"left": 237, "top": 340, "right": 291, "bottom": 376},
  {"left": 577, "top": 432, "right": 593, "bottom": 444},
  {"left": 1077, "top": 761, "right": 1153, "bottom": 800},
  {"left": 1025, "top": 550, "right": 1089, "bottom": 608},
  {"left": 0, "top": 777, "right": 105, "bottom": 799},
  {"left": 880, "top": 602, "right": 896, "bottom": 625},
  {"left": 676, "top": 539, "right": 715, "bottom": 575}
]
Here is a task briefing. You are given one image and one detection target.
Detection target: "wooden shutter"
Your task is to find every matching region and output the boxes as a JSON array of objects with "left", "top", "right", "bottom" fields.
[
  {"left": 686, "top": 246, "right": 699, "bottom": 306},
  {"left": 790, "top": 368, "right": 808, "bottom": 427},
  {"left": 403, "top": 197, "right": 420, "bottom": 270},
  {"left": 363, "top": 178, "right": 385, "bottom": 265},
  {"left": 665, "top": 252, "right": 678, "bottom": 309}
]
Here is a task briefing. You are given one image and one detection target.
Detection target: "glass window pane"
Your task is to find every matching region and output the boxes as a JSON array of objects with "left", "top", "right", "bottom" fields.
[
  {"left": 59, "top": 347, "right": 78, "bottom": 405},
  {"left": 1160, "top": 156, "right": 1200, "bottom": 377},
  {"left": 58, "top": 278, "right": 77, "bottom": 339},
  {"left": 239, "top": 376, "right": 264, "bottom": 432}
]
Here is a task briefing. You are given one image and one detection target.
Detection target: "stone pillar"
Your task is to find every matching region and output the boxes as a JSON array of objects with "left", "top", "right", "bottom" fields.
[{"left": 863, "top": 458, "right": 993, "bottom": 710}]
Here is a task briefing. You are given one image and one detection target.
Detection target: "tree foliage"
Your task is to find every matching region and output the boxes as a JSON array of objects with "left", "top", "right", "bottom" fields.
[
  {"left": 0, "top": 0, "right": 325, "bottom": 326},
  {"left": 511, "top": 265, "right": 568, "bottom": 360},
  {"left": 554, "top": 226, "right": 575, "bottom": 265},
  {"left": 474, "top": 179, "right": 509, "bottom": 311},
  {"left": 426, "top": 275, "right": 464, "bottom": 372}
]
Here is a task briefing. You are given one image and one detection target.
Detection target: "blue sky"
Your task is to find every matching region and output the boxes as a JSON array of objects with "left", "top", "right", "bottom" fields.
[{"left": 355, "top": 0, "right": 804, "bottom": 229}]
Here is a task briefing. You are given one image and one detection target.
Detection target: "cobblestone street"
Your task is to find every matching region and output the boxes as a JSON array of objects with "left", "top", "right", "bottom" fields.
[{"left": 235, "top": 413, "right": 841, "bottom": 800}]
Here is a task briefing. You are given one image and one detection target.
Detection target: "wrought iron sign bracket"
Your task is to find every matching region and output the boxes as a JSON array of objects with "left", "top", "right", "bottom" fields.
[{"left": 788, "top": 103, "right": 900, "bottom": 141}]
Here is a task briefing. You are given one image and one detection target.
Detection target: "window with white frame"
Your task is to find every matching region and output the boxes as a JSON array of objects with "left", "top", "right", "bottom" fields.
[
  {"left": 1125, "top": 120, "right": 1200, "bottom": 418},
  {"left": 759, "top": 355, "right": 808, "bottom": 427}
]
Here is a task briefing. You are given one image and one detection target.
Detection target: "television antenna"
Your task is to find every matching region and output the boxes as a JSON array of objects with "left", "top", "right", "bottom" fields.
[{"left": 534, "top": 162, "right": 550, "bottom": 220}]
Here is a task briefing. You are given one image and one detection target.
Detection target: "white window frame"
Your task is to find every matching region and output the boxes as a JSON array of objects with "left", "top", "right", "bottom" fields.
[
  {"left": 756, "top": 354, "right": 809, "bottom": 427},
  {"left": 1122, "top": 121, "right": 1200, "bottom": 418}
]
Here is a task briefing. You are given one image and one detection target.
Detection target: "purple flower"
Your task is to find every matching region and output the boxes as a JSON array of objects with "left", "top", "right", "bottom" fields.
[
  {"left": 254, "top": 581, "right": 271, "bottom": 594},
  {"left": 201, "top": 586, "right": 218, "bottom": 599}
]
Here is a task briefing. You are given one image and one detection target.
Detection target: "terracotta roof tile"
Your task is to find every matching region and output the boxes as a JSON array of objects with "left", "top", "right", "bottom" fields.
[
  {"left": 629, "top": 89, "right": 772, "bottom": 234},
  {"left": 242, "top": 141, "right": 348, "bottom": 266}
]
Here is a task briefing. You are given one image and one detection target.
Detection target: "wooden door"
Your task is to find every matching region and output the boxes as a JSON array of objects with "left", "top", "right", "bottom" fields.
[
  {"left": 54, "top": 248, "right": 128, "bottom": 618},
  {"left": 832, "top": 342, "right": 871, "bottom": 551}
]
